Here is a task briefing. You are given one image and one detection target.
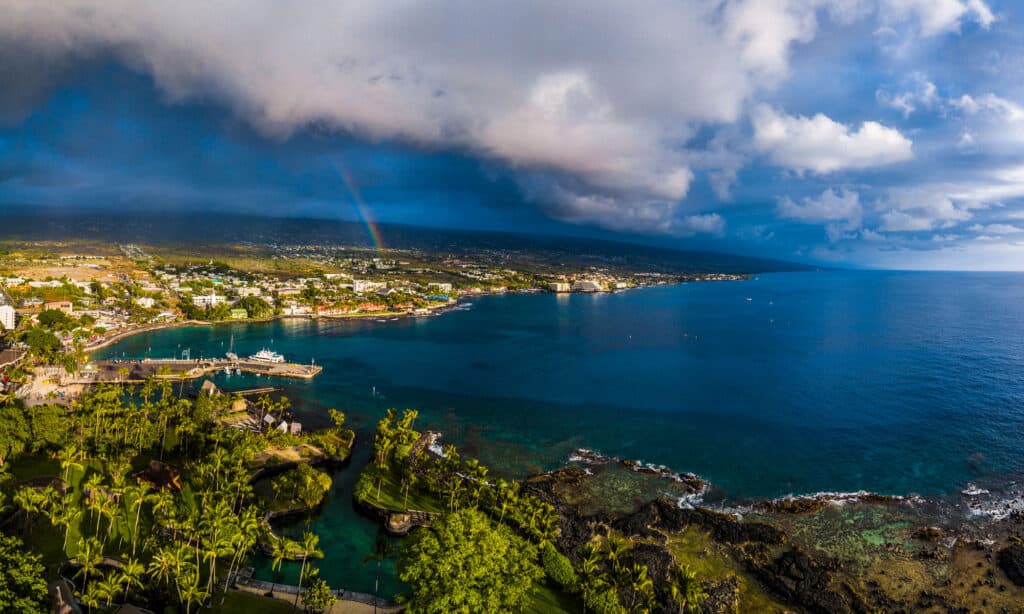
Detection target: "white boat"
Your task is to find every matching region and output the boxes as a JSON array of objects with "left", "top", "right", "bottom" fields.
[{"left": 249, "top": 348, "right": 285, "bottom": 363}]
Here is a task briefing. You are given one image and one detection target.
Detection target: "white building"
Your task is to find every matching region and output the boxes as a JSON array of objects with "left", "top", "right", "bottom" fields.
[
  {"left": 136, "top": 297, "right": 157, "bottom": 309},
  {"left": 0, "top": 290, "right": 15, "bottom": 331},
  {"left": 428, "top": 282, "right": 453, "bottom": 294},
  {"left": 237, "top": 287, "right": 262, "bottom": 297},
  {"left": 192, "top": 293, "right": 227, "bottom": 308},
  {"left": 571, "top": 280, "right": 605, "bottom": 293},
  {"left": 549, "top": 282, "right": 571, "bottom": 293},
  {"left": 353, "top": 279, "right": 387, "bottom": 293}
]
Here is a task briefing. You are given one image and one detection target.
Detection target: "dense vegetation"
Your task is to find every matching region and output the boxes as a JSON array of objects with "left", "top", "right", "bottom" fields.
[
  {"left": 354, "top": 409, "right": 710, "bottom": 614},
  {"left": 0, "top": 380, "right": 352, "bottom": 613}
]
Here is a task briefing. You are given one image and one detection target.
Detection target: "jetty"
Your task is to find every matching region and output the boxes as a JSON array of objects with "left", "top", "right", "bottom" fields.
[{"left": 76, "top": 357, "right": 321, "bottom": 384}]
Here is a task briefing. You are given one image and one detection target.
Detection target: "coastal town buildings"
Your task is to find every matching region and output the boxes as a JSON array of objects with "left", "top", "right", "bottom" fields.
[{"left": 571, "top": 279, "right": 605, "bottom": 292}]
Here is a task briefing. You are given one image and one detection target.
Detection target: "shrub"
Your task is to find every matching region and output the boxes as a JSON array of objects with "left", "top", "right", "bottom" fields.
[{"left": 541, "top": 542, "right": 578, "bottom": 591}]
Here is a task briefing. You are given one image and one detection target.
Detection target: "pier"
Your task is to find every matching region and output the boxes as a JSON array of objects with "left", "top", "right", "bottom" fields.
[{"left": 78, "top": 357, "right": 322, "bottom": 383}]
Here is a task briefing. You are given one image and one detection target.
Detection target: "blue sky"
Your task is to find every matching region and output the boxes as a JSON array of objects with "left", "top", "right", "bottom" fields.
[{"left": 2, "top": 1, "right": 1024, "bottom": 269}]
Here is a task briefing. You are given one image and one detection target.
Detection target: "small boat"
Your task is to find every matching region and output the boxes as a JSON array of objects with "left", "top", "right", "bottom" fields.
[
  {"left": 223, "top": 367, "right": 231, "bottom": 375},
  {"left": 745, "top": 297, "right": 753, "bottom": 301},
  {"left": 389, "top": 317, "right": 398, "bottom": 321},
  {"left": 236, "top": 368, "right": 242, "bottom": 375}
]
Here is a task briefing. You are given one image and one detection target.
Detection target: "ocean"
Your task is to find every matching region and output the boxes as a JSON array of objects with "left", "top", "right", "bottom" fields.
[{"left": 96, "top": 270, "right": 1024, "bottom": 594}]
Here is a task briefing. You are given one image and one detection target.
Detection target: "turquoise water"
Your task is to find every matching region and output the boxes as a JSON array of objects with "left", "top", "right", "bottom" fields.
[{"left": 97, "top": 270, "right": 1024, "bottom": 594}]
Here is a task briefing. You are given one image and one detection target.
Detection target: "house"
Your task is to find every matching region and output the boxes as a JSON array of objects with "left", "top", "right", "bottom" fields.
[
  {"left": 237, "top": 287, "right": 262, "bottom": 297},
  {"left": 135, "top": 297, "right": 156, "bottom": 309},
  {"left": 428, "top": 282, "right": 453, "bottom": 294},
  {"left": 289, "top": 422, "right": 302, "bottom": 435},
  {"left": 44, "top": 300, "right": 75, "bottom": 314}
]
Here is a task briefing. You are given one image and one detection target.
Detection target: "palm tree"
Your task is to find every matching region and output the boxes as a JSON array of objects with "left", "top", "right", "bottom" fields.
[
  {"left": 120, "top": 485, "right": 148, "bottom": 557},
  {"left": 148, "top": 547, "right": 176, "bottom": 594},
  {"left": 293, "top": 531, "right": 323, "bottom": 611},
  {"left": 604, "top": 534, "right": 626, "bottom": 572},
  {"left": 95, "top": 575, "right": 121, "bottom": 607},
  {"left": 360, "top": 528, "right": 391, "bottom": 609},
  {"left": 267, "top": 534, "right": 288, "bottom": 597},
  {"left": 57, "top": 444, "right": 85, "bottom": 482},
  {"left": 179, "top": 571, "right": 209, "bottom": 614},
  {"left": 222, "top": 508, "right": 260, "bottom": 600},
  {"left": 669, "top": 565, "right": 708, "bottom": 614},
  {"left": 118, "top": 557, "right": 146, "bottom": 603},
  {"left": 51, "top": 495, "right": 81, "bottom": 553},
  {"left": 628, "top": 564, "right": 655, "bottom": 611},
  {"left": 74, "top": 536, "right": 104, "bottom": 590}
]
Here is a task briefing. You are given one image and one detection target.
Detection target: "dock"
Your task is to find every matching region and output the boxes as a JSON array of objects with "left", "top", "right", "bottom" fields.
[{"left": 79, "top": 358, "right": 322, "bottom": 383}]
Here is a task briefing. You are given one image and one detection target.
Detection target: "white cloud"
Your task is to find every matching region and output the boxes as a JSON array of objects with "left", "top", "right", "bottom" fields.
[
  {"left": 778, "top": 188, "right": 863, "bottom": 241},
  {"left": 952, "top": 94, "right": 1024, "bottom": 121},
  {"left": 968, "top": 223, "right": 1022, "bottom": 235},
  {"left": 753, "top": 106, "right": 913, "bottom": 173},
  {"left": 879, "top": 0, "right": 994, "bottom": 37},
  {"left": 879, "top": 210, "right": 938, "bottom": 232},
  {"left": 874, "top": 163, "right": 1024, "bottom": 233},
  {"left": 875, "top": 72, "right": 938, "bottom": 117}
]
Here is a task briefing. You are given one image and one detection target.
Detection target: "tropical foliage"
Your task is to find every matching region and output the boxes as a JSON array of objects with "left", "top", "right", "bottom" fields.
[
  {"left": 399, "top": 509, "right": 543, "bottom": 613},
  {"left": 0, "top": 378, "right": 352, "bottom": 613}
]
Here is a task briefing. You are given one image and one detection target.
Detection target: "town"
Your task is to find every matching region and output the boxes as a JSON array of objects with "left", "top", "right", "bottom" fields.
[{"left": 0, "top": 240, "right": 744, "bottom": 393}]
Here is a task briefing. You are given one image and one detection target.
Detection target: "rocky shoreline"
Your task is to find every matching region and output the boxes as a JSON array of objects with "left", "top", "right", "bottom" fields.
[{"left": 552, "top": 450, "right": 1024, "bottom": 612}]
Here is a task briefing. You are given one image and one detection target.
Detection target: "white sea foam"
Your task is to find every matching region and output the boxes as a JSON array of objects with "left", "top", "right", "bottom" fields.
[
  {"left": 964, "top": 494, "right": 1024, "bottom": 521},
  {"left": 961, "top": 483, "right": 990, "bottom": 496}
]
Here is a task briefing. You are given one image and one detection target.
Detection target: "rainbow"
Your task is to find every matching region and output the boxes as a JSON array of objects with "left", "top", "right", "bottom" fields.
[{"left": 332, "top": 160, "right": 385, "bottom": 253}]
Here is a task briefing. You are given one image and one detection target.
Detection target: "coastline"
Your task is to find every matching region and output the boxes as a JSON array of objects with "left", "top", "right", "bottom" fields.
[{"left": 82, "top": 280, "right": 697, "bottom": 355}]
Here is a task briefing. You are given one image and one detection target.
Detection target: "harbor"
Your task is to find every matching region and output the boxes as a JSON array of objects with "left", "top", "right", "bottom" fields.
[{"left": 78, "top": 356, "right": 322, "bottom": 383}]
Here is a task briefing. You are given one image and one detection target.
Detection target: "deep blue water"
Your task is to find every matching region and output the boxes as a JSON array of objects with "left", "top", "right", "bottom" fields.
[{"left": 97, "top": 270, "right": 1024, "bottom": 593}]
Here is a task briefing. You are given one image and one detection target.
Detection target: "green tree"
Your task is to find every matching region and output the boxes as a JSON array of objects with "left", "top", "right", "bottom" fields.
[
  {"left": 271, "top": 463, "right": 333, "bottom": 509},
  {"left": 399, "top": 509, "right": 543, "bottom": 613},
  {"left": 541, "top": 542, "right": 578, "bottom": 592},
  {"left": 0, "top": 534, "right": 48, "bottom": 612},
  {"left": 294, "top": 532, "right": 324, "bottom": 609},
  {"left": 238, "top": 296, "right": 275, "bottom": 319},
  {"left": 300, "top": 575, "right": 336, "bottom": 613},
  {"left": 669, "top": 565, "right": 708, "bottom": 614}
]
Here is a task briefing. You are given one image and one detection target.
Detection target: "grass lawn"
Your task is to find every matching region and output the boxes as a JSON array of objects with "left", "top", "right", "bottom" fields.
[
  {"left": 214, "top": 591, "right": 294, "bottom": 613},
  {"left": 358, "top": 465, "right": 445, "bottom": 514},
  {"left": 525, "top": 581, "right": 582, "bottom": 614}
]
